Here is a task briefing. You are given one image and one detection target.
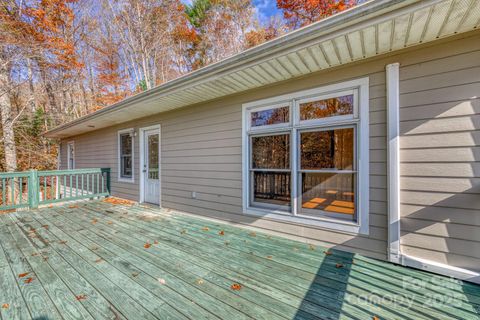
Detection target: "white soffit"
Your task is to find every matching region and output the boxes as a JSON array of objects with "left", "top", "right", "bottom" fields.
[{"left": 46, "top": 0, "right": 480, "bottom": 138}]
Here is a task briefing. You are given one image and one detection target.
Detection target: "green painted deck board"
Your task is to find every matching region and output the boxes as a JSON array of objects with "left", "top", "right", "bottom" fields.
[
  {"left": 0, "top": 201, "right": 479, "bottom": 320},
  {"left": 71, "top": 203, "right": 474, "bottom": 320},
  {"left": 51, "top": 209, "right": 323, "bottom": 320},
  {"left": 27, "top": 210, "right": 188, "bottom": 320}
]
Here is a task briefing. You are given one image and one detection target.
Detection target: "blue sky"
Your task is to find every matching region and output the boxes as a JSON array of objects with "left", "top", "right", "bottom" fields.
[{"left": 181, "top": 0, "right": 282, "bottom": 22}]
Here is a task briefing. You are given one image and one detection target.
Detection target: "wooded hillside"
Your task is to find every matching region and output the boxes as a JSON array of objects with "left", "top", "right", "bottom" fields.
[{"left": 0, "top": 0, "right": 354, "bottom": 172}]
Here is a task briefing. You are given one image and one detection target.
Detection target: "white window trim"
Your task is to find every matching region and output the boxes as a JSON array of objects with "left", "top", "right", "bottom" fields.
[
  {"left": 242, "top": 77, "right": 369, "bottom": 235},
  {"left": 118, "top": 128, "right": 135, "bottom": 183},
  {"left": 67, "top": 141, "right": 75, "bottom": 170}
]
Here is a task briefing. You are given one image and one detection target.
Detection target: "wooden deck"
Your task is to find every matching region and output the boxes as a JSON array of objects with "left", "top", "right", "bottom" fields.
[{"left": 0, "top": 201, "right": 479, "bottom": 320}]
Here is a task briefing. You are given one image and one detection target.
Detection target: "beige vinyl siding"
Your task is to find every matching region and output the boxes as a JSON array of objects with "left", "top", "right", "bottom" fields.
[
  {"left": 59, "top": 32, "right": 479, "bottom": 263},
  {"left": 398, "top": 33, "right": 480, "bottom": 272}
]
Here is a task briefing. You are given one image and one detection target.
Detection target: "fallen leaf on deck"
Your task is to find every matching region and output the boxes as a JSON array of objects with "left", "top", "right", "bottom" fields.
[
  {"left": 69, "top": 205, "right": 79, "bottom": 209},
  {"left": 154, "top": 240, "right": 159, "bottom": 245},
  {"left": 18, "top": 272, "right": 29, "bottom": 278},
  {"left": 42, "top": 225, "right": 49, "bottom": 229},
  {"left": 29, "top": 228, "right": 36, "bottom": 232},
  {"left": 266, "top": 256, "right": 273, "bottom": 259},
  {"left": 372, "top": 316, "right": 380, "bottom": 320},
  {"left": 90, "top": 246, "right": 99, "bottom": 251},
  {"left": 224, "top": 241, "right": 230, "bottom": 246},
  {"left": 335, "top": 263, "right": 344, "bottom": 269},
  {"left": 195, "top": 279, "right": 204, "bottom": 285},
  {"left": 59, "top": 240, "right": 67, "bottom": 245},
  {"left": 324, "top": 250, "right": 332, "bottom": 256},
  {"left": 42, "top": 256, "right": 49, "bottom": 261},
  {"left": 218, "top": 230, "right": 225, "bottom": 236},
  {"left": 102, "top": 197, "right": 134, "bottom": 206},
  {"left": 2, "top": 303, "right": 9, "bottom": 309},
  {"left": 309, "top": 244, "right": 316, "bottom": 250},
  {"left": 107, "top": 221, "right": 113, "bottom": 225},
  {"left": 158, "top": 278, "right": 166, "bottom": 285},
  {"left": 248, "top": 232, "right": 256, "bottom": 237},
  {"left": 95, "top": 258, "right": 103, "bottom": 263},
  {"left": 180, "top": 229, "right": 187, "bottom": 234},
  {"left": 144, "top": 242, "right": 152, "bottom": 249},
  {"left": 230, "top": 283, "right": 242, "bottom": 291},
  {"left": 75, "top": 294, "right": 87, "bottom": 301},
  {"left": 31, "top": 253, "right": 39, "bottom": 257},
  {"left": 131, "top": 272, "right": 139, "bottom": 277},
  {"left": 91, "top": 219, "right": 98, "bottom": 224},
  {"left": 202, "top": 227, "right": 209, "bottom": 231},
  {"left": 24, "top": 277, "right": 34, "bottom": 284}
]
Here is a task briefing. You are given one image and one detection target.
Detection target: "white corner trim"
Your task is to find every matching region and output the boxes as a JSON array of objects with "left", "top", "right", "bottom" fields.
[
  {"left": 117, "top": 128, "right": 135, "bottom": 183},
  {"left": 386, "top": 62, "right": 401, "bottom": 263},
  {"left": 402, "top": 254, "right": 480, "bottom": 284}
]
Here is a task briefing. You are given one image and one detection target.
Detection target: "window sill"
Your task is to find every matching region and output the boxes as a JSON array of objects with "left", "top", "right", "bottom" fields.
[
  {"left": 244, "top": 207, "right": 368, "bottom": 235},
  {"left": 118, "top": 178, "right": 135, "bottom": 184}
]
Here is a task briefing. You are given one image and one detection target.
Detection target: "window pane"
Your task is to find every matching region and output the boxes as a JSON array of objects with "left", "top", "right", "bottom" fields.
[
  {"left": 121, "top": 156, "right": 132, "bottom": 177},
  {"left": 253, "top": 171, "right": 290, "bottom": 206},
  {"left": 300, "top": 128, "right": 354, "bottom": 170},
  {"left": 121, "top": 133, "right": 132, "bottom": 155},
  {"left": 120, "top": 133, "right": 132, "bottom": 178},
  {"left": 252, "top": 134, "right": 290, "bottom": 169},
  {"left": 300, "top": 95, "right": 353, "bottom": 121},
  {"left": 301, "top": 172, "right": 355, "bottom": 221},
  {"left": 251, "top": 106, "right": 289, "bottom": 127}
]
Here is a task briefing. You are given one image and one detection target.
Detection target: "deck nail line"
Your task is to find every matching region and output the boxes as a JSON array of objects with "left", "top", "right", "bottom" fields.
[
  {"left": 51, "top": 207, "right": 286, "bottom": 320},
  {"left": 15, "top": 211, "right": 131, "bottom": 320},
  {"left": 35, "top": 207, "right": 211, "bottom": 320},
  {"left": 5, "top": 213, "right": 92, "bottom": 320}
]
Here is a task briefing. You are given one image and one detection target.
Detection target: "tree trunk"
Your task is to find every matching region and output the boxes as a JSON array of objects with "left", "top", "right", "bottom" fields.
[{"left": 0, "top": 51, "right": 18, "bottom": 173}]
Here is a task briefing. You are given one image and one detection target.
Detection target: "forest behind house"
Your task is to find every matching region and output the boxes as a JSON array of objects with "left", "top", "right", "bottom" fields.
[{"left": 0, "top": 0, "right": 355, "bottom": 173}]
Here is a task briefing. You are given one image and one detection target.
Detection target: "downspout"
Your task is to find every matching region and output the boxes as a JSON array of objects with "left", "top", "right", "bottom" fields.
[{"left": 386, "top": 63, "right": 402, "bottom": 264}]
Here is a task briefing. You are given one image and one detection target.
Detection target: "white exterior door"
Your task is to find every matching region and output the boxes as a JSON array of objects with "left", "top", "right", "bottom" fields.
[{"left": 142, "top": 128, "right": 160, "bottom": 204}]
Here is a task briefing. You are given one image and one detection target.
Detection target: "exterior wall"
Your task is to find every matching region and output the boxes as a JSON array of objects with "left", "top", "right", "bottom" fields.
[
  {"left": 398, "top": 35, "right": 480, "bottom": 272},
  {"left": 60, "top": 32, "right": 480, "bottom": 265}
]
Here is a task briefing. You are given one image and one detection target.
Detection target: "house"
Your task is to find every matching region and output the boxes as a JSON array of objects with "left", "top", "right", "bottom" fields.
[{"left": 45, "top": 0, "right": 480, "bottom": 284}]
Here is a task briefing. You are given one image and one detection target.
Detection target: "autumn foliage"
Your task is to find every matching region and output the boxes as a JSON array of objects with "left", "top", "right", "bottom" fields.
[
  {"left": 277, "top": 0, "right": 357, "bottom": 28},
  {"left": 0, "top": 0, "right": 357, "bottom": 172}
]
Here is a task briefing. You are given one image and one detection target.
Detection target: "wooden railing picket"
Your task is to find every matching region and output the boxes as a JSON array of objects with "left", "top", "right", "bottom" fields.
[{"left": 0, "top": 168, "right": 110, "bottom": 211}]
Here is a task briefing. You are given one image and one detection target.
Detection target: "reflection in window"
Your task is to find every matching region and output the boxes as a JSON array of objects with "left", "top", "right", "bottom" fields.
[
  {"left": 301, "top": 173, "right": 355, "bottom": 221},
  {"left": 251, "top": 106, "right": 289, "bottom": 127},
  {"left": 300, "top": 95, "right": 353, "bottom": 121},
  {"left": 120, "top": 133, "right": 133, "bottom": 179},
  {"left": 300, "top": 128, "right": 354, "bottom": 170},
  {"left": 251, "top": 134, "right": 290, "bottom": 169},
  {"left": 299, "top": 127, "right": 356, "bottom": 220},
  {"left": 253, "top": 172, "right": 291, "bottom": 206},
  {"left": 251, "top": 134, "right": 290, "bottom": 207}
]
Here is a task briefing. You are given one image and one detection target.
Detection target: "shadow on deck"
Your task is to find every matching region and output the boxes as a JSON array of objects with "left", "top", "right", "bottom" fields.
[{"left": 0, "top": 200, "right": 479, "bottom": 320}]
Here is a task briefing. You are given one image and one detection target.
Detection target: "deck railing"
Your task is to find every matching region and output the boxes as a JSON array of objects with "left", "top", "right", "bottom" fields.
[{"left": 0, "top": 168, "right": 110, "bottom": 210}]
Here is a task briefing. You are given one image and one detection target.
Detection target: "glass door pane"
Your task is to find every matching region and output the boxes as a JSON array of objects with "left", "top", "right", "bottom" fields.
[{"left": 148, "top": 134, "right": 159, "bottom": 180}]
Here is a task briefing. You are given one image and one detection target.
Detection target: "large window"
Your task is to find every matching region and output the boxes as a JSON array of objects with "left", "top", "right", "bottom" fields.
[
  {"left": 118, "top": 129, "right": 134, "bottom": 182},
  {"left": 242, "top": 78, "right": 369, "bottom": 234}
]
